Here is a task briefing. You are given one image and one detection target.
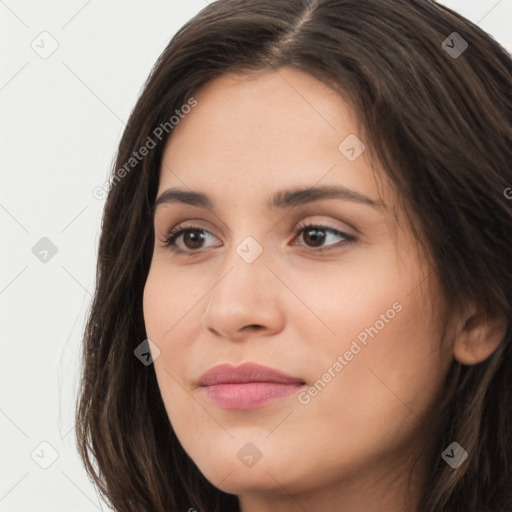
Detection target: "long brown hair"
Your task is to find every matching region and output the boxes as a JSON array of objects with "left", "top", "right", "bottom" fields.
[{"left": 75, "top": 1, "right": 512, "bottom": 510}]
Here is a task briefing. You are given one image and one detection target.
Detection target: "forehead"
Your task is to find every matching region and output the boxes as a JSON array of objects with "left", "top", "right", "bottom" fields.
[
  {"left": 158, "top": 66, "right": 388, "bottom": 208},
  {"left": 165, "top": 67, "right": 355, "bottom": 157}
]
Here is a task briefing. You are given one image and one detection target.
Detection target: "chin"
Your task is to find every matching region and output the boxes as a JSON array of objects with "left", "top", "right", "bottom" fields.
[{"left": 199, "top": 462, "right": 289, "bottom": 495}]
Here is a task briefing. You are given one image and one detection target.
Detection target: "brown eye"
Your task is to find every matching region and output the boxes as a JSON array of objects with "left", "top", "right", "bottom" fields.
[
  {"left": 295, "top": 223, "right": 355, "bottom": 250},
  {"left": 302, "top": 227, "right": 327, "bottom": 247},
  {"left": 160, "top": 224, "right": 220, "bottom": 253},
  {"left": 180, "top": 229, "right": 206, "bottom": 249}
]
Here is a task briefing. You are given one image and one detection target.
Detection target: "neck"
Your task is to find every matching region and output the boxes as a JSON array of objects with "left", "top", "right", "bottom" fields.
[{"left": 238, "top": 436, "right": 433, "bottom": 512}]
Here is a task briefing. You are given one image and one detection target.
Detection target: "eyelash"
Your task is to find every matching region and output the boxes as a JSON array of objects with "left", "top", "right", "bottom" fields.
[{"left": 158, "top": 222, "right": 356, "bottom": 255}]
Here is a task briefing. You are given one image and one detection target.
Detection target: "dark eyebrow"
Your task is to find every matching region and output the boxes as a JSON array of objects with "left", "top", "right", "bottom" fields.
[
  {"left": 151, "top": 185, "right": 384, "bottom": 218},
  {"left": 267, "top": 185, "right": 384, "bottom": 210}
]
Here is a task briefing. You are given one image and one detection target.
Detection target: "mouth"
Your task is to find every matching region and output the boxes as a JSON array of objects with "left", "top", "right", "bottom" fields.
[{"left": 199, "top": 362, "right": 306, "bottom": 410}]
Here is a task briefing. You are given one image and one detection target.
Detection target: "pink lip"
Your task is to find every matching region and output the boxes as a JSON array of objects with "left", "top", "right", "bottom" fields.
[{"left": 199, "top": 362, "right": 306, "bottom": 410}]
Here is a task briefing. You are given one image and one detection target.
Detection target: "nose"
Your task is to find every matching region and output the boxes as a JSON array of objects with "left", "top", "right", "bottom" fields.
[{"left": 200, "top": 252, "right": 285, "bottom": 341}]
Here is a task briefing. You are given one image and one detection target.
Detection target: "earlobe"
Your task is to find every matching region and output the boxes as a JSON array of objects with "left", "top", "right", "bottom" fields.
[{"left": 453, "top": 308, "right": 507, "bottom": 365}]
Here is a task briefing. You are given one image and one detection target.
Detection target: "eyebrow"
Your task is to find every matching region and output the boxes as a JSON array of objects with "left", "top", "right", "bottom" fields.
[{"left": 151, "top": 185, "right": 384, "bottom": 218}]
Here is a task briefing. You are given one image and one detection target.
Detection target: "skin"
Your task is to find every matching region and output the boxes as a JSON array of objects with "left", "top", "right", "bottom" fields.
[{"left": 142, "top": 66, "right": 505, "bottom": 512}]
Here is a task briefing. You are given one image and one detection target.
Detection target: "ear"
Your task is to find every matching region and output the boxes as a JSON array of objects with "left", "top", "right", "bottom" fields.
[{"left": 453, "top": 305, "right": 507, "bottom": 365}]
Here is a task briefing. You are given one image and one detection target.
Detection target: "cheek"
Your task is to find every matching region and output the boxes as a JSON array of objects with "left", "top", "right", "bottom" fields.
[
  {"left": 142, "top": 266, "right": 205, "bottom": 420},
  {"left": 318, "top": 285, "right": 447, "bottom": 438},
  {"left": 304, "top": 251, "right": 448, "bottom": 433},
  {"left": 142, "top": 267, "right": 167, "bottom": 337},
  {"left": 143, "top": 264, "right": 202, "bottom": 343},
  {"left": 288, "top": 295, "right": 447, "bottom": 484}
]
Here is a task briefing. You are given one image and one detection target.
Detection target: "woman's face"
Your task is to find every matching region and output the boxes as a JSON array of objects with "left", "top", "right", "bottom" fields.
[{"left": 143, "top": 67, "right": 453, "bottom": 508}]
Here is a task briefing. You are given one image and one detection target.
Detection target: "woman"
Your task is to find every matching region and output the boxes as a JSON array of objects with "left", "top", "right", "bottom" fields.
[{"left": 76, "top": 0, "right": 512, "bottom": 510}]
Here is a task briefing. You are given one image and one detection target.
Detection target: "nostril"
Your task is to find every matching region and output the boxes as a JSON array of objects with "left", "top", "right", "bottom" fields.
[{"left": 244, "top": 324, "right": 263, "bottom": 331}]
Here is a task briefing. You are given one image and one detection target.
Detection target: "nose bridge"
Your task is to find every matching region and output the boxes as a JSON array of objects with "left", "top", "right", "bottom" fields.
[
  {"left": 213, "top": 235, "right": 269, "bottom": 304},
  {"left": 202, "top": 235, "right": 284, "bottom": 337}
]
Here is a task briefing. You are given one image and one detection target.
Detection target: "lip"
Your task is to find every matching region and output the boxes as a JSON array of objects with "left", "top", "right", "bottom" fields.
[{"left": 199, "top": 362, "right": 306, "bottom": 410}]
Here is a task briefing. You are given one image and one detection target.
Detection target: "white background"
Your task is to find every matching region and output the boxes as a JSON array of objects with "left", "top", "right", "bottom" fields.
[{"left": 1, "top": 1, "right": 511, "bottom": 510}]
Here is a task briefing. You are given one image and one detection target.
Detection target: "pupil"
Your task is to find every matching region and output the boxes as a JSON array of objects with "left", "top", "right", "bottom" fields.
[
  {"left": 184, "top": 230, "right": 205, "bottom": 249},
  {"left": 304, "top": 228, "right": 325, "bottom": 247}
]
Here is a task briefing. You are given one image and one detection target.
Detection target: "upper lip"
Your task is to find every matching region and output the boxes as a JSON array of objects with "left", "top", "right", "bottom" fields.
[{"left": 199, "top": 362, "right": 306, "bottom": 386}]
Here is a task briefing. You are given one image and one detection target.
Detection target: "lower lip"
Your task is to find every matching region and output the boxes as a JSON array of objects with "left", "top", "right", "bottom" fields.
[{"left": 201, "top": 382, "right": 304, "bottom": 410}]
